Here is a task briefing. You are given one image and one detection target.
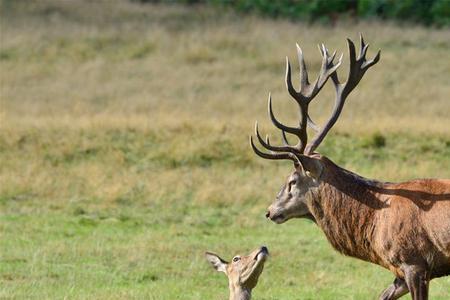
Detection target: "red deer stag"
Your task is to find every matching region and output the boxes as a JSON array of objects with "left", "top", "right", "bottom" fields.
[{"left": 250, "top": 35, "right": 450, "bottom": 300}]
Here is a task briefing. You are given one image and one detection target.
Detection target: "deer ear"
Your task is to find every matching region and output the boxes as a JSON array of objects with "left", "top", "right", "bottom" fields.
[
  {"left": 298, "top": 156, "right": 323, "bottom": 179},
  {"left": 205, "top": 252, "right": 228, "bottom": 273}
]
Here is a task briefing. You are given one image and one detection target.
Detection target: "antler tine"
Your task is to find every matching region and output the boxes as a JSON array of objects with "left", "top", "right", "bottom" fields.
[
  {"left": 255, "top": 122, "right": 280, "bottom": 151},
  {"left": 307, "top": 115, "right": 320, "bottom": 132},
  {"left": 267, "top": 93, "right": 305, "bottom": 141},
  {"left": 285, "top": 57, "right": 300, "bottom": 103},
  {"left": 363, "top": 49, "right": 381, "bottom": 69},
  {"left": 296, "top": 43, "right": 310, "bottom": 88},
  {"left": 311, "top": 43, "right": 343, "bottom": 98},
  {"left": 249, "top": 136, "right": 299, "bottom": 165},
  {"left": 281, "top": 130, "right": 291, "bottom": 146},
  {"left": 285, "top": 55, "right": 312, "bottom": 150},
  {"left": 330, "top": 49, "right": 337, "bottom": 62},
  {"left": 305, "top": 35, "right": 380, "bottom": 154},
  {"left": 255, "top": 122, "right": 304, "bottom": 155},
  {"left": 359, "top": 33, "right": 369, "bottom": 60}
]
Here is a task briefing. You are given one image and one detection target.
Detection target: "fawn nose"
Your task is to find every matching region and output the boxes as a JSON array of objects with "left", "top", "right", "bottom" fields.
[{"left": 265, "top": 211, "right": 270, "bottom": 218}]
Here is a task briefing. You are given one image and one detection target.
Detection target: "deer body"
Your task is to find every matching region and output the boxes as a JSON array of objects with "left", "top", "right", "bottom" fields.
[
  {"left": 307, "top": 156, "right": 450, "bottom": 281},
  {"left": 250, "top": 35, "right": 449, "bottom": 299}
]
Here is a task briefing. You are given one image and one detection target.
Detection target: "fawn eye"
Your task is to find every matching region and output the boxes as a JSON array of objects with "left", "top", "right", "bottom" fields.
[{"left": 232, "top": 256, "right": 240, "bottom": 262}]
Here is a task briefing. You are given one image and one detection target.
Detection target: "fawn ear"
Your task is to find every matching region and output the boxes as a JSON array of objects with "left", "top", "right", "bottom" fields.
[
  {"left": 298, "top": 155, "right": 323, "bottom": 179},
  {"left": 205, "top": 252, "right": 228, "bottom": 273}
]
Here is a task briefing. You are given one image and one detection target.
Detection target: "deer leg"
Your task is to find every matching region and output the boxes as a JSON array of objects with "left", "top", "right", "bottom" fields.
[
  {"left": 403, "top": 265, "right": 429, "bottom": 300},
  {"left": 379, "top": 277, "right": 409, "bottom": 300}
]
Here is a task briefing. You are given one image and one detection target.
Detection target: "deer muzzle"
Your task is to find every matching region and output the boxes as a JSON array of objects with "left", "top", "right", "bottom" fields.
[{"left": 265, "top": 208, "right": 286, "bottom": 224}]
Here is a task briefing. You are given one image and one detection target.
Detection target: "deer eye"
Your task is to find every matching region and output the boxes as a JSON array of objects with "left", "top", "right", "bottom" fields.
[
  {"left": 288, "top": 180, "right": 296, "bottom": 191},
  {"left": 232, "top": 256, "right": 241, "bottom": 262}
]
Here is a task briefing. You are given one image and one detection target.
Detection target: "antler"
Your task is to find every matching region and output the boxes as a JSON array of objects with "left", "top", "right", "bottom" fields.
[
  {"left": 282, "top": 43, "right": 342, "bottom": 153},
  {"left": 304, "top": 34, "right": 380, "bottom": 154},
  {"left": 251, "top": 35, "right": 380, "bottom": 162}
]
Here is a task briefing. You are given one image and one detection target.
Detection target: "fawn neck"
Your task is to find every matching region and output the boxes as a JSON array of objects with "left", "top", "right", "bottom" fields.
[{"left": 229, "top": 283, "right": 251, "bottom": 300}]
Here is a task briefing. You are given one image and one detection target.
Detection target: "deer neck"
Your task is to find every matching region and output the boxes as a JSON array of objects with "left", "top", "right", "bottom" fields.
[
  {"left": 228, "top": 284, "right": 251, "bottom": 300},
  {"left": 307, "top": 159, "right": 385, "bottom": 260}
]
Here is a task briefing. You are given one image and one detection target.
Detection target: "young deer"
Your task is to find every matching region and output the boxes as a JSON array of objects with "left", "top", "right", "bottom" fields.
[
  {"left": 205, "top": 246, "right": 269, "bottom": 300},
  {"left": 250, "top": 35, "right": 450, "bottom": 300}
]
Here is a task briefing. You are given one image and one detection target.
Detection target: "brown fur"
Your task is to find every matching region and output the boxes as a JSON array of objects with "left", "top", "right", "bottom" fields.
[{"left": 310, "top": 155, "right": 450, "bottom": 283}]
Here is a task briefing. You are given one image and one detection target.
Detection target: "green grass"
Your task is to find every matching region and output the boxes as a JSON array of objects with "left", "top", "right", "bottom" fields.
[{"left": 0, "top": 1, "right": 449, "bottom": 299}]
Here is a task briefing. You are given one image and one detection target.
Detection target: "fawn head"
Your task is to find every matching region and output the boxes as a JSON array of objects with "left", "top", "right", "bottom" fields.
[{"left": 205, "top": 246, "right": 269, "bottom": 291}]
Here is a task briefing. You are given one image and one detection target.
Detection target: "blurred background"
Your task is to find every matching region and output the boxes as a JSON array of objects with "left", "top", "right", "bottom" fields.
[{"left": 1, "top": 0, "right": 449, "bottom": 299}]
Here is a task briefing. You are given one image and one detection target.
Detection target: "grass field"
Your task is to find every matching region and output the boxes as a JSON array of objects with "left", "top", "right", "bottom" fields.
[{"left": 0, "top": 1, "right": 449, "bottom": 299}]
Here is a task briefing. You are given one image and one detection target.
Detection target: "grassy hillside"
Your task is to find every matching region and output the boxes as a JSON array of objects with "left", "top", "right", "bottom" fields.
[{"left": 0, "top": 1, "right": 449, "bottom": 299}]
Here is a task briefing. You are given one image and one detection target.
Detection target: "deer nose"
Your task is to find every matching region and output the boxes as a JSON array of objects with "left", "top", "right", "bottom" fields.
[{"left": 265, "top": 211, "right": 270, "bottom": 218}]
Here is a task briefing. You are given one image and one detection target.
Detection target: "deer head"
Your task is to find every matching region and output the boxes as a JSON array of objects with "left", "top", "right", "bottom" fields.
[
  {"left": 250, "top": 35, "right": 380, "bottom": 224},
  {"left": 205, "top": 246, "right": 269, "bottom": 300}
]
